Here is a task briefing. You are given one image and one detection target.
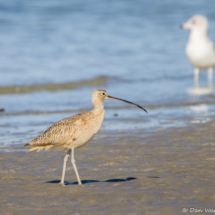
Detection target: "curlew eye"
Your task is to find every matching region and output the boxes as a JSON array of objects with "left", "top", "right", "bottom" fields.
[{"left": 102, "top": 92, "right": 105, "bottom": 95}]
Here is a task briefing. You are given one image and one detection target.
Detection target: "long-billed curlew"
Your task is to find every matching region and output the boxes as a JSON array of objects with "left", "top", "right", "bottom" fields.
[
  {"left": 24, "top": 90, "right": 147, "bottom": 186},
  {"left": 181, "top": 15, "right": 215, "bottom": 87}
]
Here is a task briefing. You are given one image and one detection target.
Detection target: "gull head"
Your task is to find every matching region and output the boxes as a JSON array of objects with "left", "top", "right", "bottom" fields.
[{"left": 181, "top": 15, "right": 209, "bottom": 33}]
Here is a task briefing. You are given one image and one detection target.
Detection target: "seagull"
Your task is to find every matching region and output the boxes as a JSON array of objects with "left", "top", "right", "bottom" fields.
[
  {"left": 181, "top": 15, "right": 215, "bottom": 87},
  {"left": 24, "top": 90, "right": 147, "bottom": 186}
]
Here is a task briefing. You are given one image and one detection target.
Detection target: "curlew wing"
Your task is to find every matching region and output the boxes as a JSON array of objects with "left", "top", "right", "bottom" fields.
[{"left": 24, "top": 112, "right": 90, "bottom": 151}]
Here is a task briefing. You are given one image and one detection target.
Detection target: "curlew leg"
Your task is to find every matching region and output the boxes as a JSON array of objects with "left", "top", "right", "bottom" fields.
[
  {"left": 59, "top": 149, "right": 71, "bottom": 186},
  {"left": 208, "top": 67, "right": 213, "bottom": 87},
  {"left": 71, "top": 148, "right": 82, "bottom": 185},
  {"left": 194, "top": 68, "right": 199, "bottom": 88}
]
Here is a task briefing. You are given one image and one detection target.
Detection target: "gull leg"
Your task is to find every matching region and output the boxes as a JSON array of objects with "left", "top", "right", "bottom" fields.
[
  {"left": 71, "top": 148, "right": 82, "bottom": 185},
  {"left": 194, "top": 68, "right": 199, "bottom": 88},
  {"left": 59, "top": 149, "right": 71, "bottom": 186},
  {"left": 208, "top": 67, "right": 213, "bottom": 87}
]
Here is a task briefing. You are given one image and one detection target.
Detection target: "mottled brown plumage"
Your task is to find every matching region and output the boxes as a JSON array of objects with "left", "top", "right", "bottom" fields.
[
  {"left": 24, "top": 89, "right": 147, "bottom": 186},
  {"left": 25, "top": 111, "right": 103, "bottom": 151}
]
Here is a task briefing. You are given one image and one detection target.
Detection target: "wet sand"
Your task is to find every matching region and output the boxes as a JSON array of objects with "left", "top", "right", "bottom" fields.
[{"left": 1, "top": 121, "right": 215, "bottom": 215}]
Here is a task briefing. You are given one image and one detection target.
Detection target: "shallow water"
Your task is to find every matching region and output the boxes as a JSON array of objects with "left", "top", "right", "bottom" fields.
[{"left": 1, "top": 0, "right": 215, "bottom": 147}]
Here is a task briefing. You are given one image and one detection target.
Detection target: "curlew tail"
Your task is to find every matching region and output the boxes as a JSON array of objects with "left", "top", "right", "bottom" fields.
[{"left": 24, "top": 143, "right": 54, "bottom": 152}]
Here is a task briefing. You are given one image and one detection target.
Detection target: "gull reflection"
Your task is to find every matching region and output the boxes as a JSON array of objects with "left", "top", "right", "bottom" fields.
[
  {"left": 187, "top": 85, "right": 215, "bottom": 95},
  {"left": 189, "top": 104, "right": 208, "bottom": 113}
]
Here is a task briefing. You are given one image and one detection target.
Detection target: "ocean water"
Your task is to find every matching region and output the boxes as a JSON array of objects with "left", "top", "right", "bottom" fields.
[{"left": 1, "top": 0, "right": 215, "bottom": 147}]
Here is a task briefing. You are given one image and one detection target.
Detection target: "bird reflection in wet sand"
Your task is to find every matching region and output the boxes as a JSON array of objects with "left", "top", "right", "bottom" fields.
[{"left": 24, "top": 90, "right": 147, "bottom": 186}]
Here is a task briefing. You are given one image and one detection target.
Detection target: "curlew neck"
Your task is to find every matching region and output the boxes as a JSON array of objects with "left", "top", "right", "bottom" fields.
[{"left": 92, "top": 94, "right": 105, "bottom": 112}]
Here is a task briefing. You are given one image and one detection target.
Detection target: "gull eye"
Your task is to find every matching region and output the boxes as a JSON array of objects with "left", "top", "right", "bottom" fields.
[{"left": 192, "top": 20, "right": 196, "bottom": 25}]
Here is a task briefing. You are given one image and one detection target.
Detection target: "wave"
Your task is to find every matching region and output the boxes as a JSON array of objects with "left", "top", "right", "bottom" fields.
[
  {"left": 1, "top": 101, "right": 215, "bottom": 117},
  {"left": 0, "top": 76, "right": 108, "bottom": 95}
]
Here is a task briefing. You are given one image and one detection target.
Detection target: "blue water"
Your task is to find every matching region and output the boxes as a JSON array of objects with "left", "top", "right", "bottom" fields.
[{"left": 1, "top": 0, "right": 215, "bottom": 147}]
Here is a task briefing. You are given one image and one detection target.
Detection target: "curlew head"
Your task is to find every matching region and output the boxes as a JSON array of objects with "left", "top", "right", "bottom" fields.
[
  {"left": 92, "top": 90, "right": 108, "bottom": 102},
  {"left": 92, "top": 89, "right": 147, "bottom": 113},
  {"left": 181, "top": 15, "right": 209, "bottom": 33}
]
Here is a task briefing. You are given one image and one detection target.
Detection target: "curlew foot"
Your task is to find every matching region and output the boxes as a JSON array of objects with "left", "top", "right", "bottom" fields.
[{"left": 59, "top": 182, "right": 65, "bottom": 186}]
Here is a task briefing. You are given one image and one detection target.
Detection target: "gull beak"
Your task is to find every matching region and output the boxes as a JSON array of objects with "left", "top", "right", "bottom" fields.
[
  {"left": 107, "top": 95, "right": 148, "bottom": 113},
  {"left": 181, "top": 22, "right": 189, "bottom": 29}
]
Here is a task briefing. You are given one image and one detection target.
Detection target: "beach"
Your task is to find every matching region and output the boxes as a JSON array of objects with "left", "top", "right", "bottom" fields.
[{"left": 1, "top": 117, "right": 215, "bottom": 215}]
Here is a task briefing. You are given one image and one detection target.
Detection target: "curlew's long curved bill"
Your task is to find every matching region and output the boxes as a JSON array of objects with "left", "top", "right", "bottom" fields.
[{"left": 107, "top": 95, "right": 148, "bottom": 113}]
